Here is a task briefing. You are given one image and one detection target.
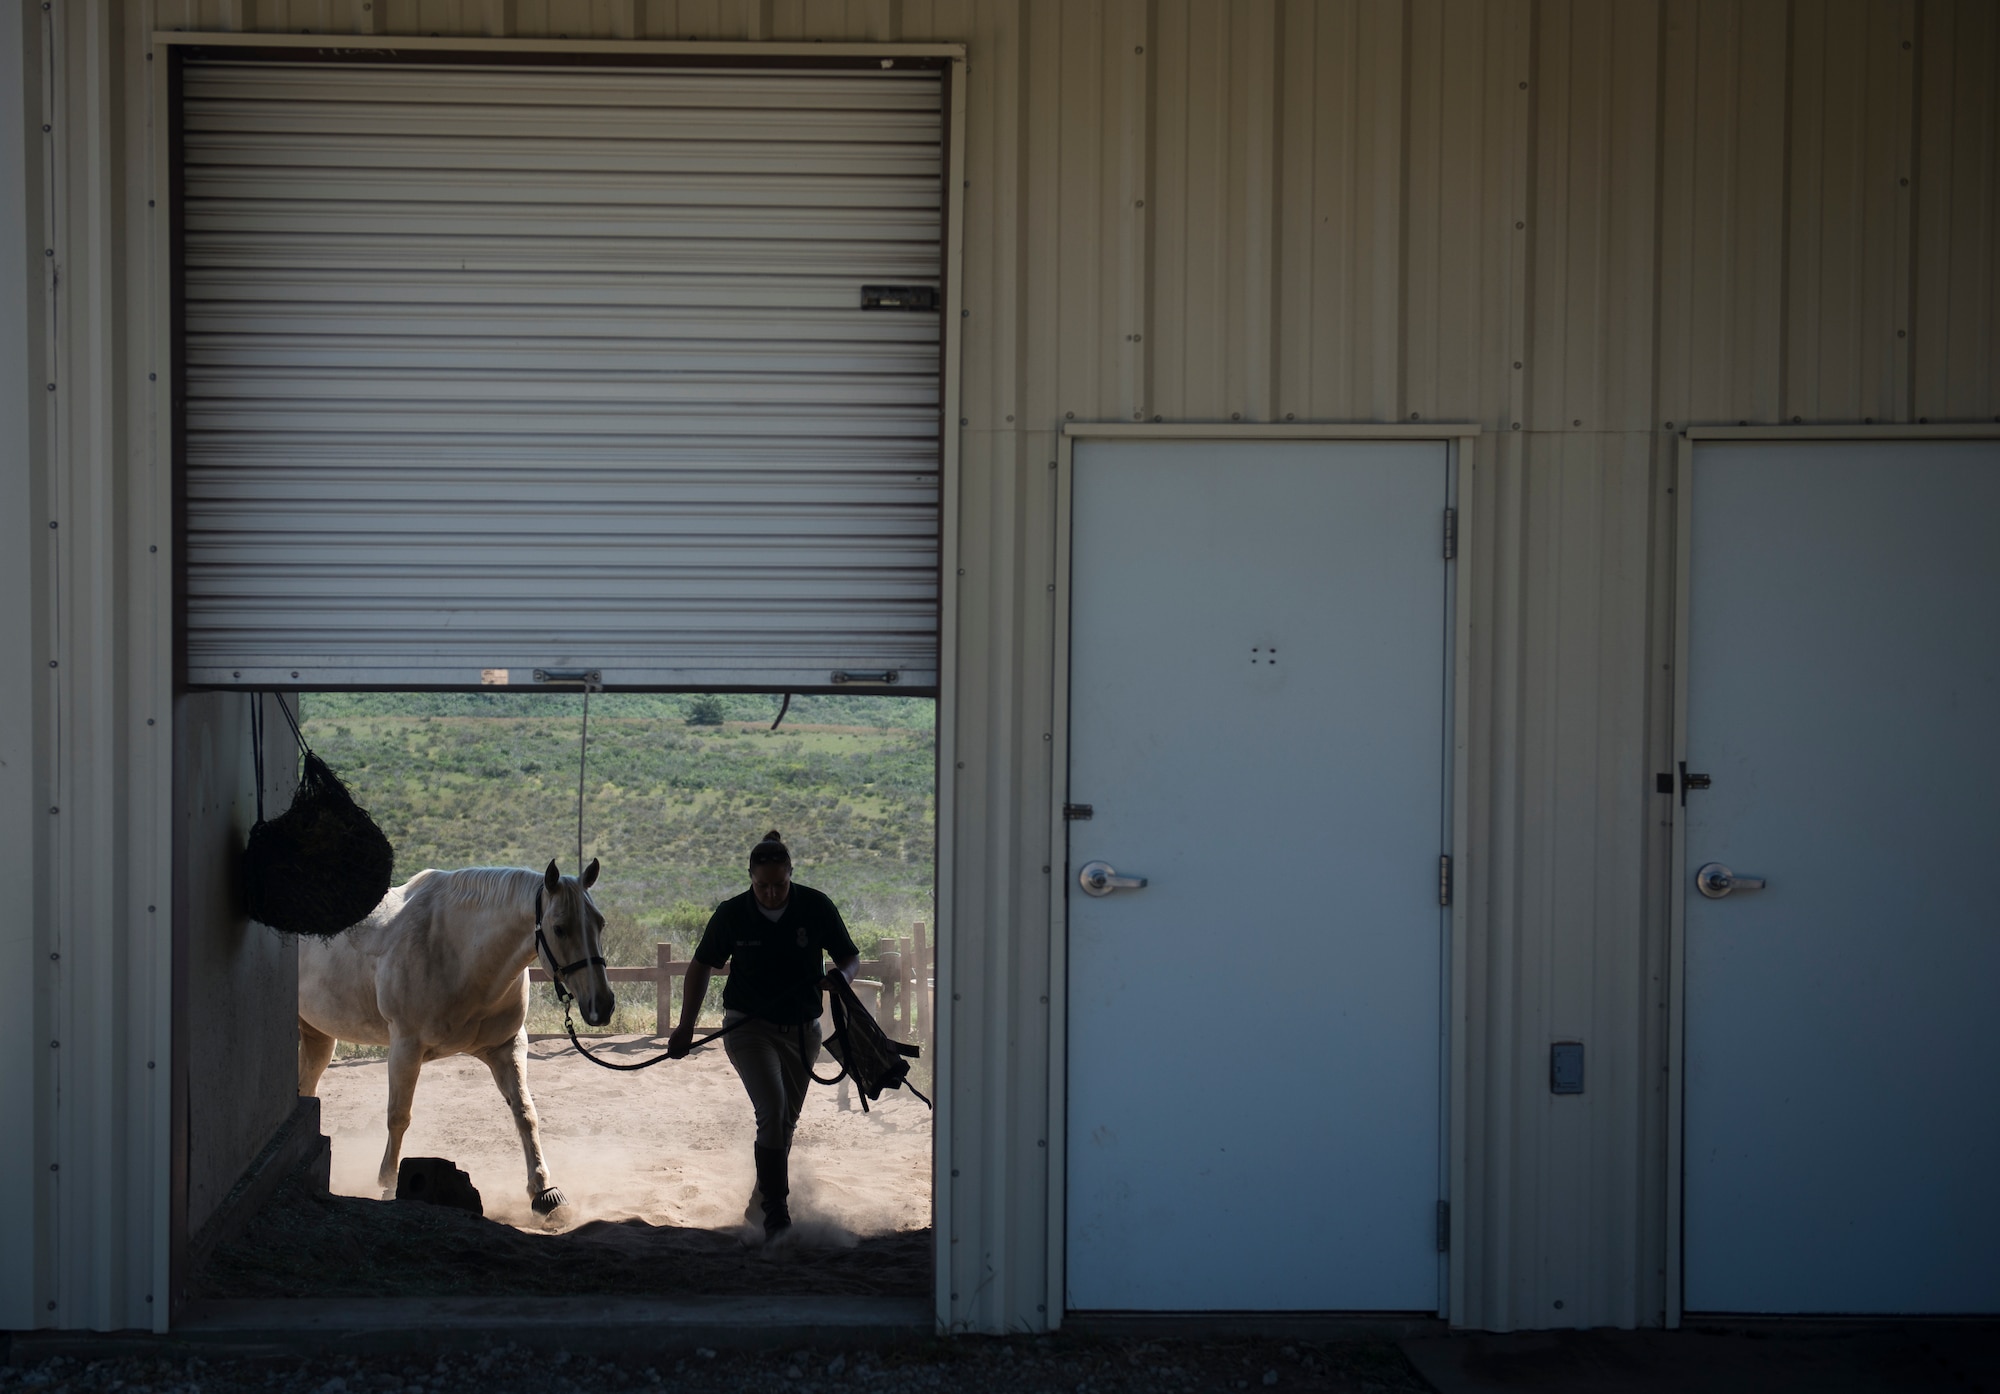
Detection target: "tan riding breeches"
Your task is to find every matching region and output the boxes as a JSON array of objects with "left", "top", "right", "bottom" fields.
[{"left": 722, "top": 1011, "right": 823, "bottom": 1150}]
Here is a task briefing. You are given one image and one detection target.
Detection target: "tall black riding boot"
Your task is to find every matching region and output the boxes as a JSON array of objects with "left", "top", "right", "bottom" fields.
[{"left": 752, "top": 1142, "right": 792, "bottom": 1238}]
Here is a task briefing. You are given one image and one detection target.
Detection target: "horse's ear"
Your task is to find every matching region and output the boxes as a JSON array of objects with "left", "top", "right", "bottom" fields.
[
  {"left": 545, "top": 861, "right": 562, "bottom": 891},
  {"left": 581, "top": 858, "right": 600, "bottom": 889}
]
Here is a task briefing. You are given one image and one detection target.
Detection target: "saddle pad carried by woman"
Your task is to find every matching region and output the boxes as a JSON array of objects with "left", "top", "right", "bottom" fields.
[{"left": 819, "top": 974, "right": 930, "bottom": 1111}]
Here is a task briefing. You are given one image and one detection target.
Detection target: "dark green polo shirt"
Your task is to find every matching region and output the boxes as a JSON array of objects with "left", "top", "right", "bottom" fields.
[{"left": 693, "top": 884, "right": 860, "bottom": 1026}]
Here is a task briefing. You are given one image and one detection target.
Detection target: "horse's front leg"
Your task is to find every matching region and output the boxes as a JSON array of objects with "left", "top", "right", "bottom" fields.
[
  {"left": 377, "top": 1033, "right": 424, "bottom": 1197},
  {"left": 474, "top": 1032, "right": 566, "bottom": 1221}
]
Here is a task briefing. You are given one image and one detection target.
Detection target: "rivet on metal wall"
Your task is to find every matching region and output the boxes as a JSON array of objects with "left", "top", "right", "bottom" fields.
[
  {"left": 47, "top": 660, "right": 55, "bottom": 668},
  {"left": 1065, "top": 411, "right": 1074, "bottom": 419},
  {"left": 1231, "top": 413, "right": 1241, "bottom": 421},
  {"left": 150, "top": 545, "right": 157, "bottom": 552},
  {"left": 1897, "top": 329, "right": 1907, "bottom": 338},
  {"left": 149, "top": 372, "right": 156, "bottom": 381},
  {"left": 1134, "top": 45, "right": 1143, "bottom": 54},
  {"left": 1511, "top": 422, "right": 1521, "bottom": 430},
  {"left": 1573, "top": 419, "right": 1582, "bottom": 427}
]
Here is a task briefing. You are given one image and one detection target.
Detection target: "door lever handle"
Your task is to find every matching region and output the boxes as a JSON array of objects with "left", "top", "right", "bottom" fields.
[
  {"left": 1078, "top": 860, "right": 1148, "bottom": 897},
  {"left": 1695, "top": 862, "right": 1767, "bottom": 899}
]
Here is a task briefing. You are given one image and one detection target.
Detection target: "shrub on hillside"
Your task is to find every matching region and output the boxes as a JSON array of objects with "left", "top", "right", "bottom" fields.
[{"left": 684, "top": 694, "right": 727, "bottom": 726}]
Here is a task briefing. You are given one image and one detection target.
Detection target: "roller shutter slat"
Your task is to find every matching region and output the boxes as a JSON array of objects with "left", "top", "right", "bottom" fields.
[{"left": 183, "top": 61, "right": 943, "bottom": 690}]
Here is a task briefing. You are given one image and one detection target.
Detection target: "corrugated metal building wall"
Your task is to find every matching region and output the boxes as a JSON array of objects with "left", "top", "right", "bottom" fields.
[{"left": 6, "top": 0, "right": 1998, "bottom": 1335}]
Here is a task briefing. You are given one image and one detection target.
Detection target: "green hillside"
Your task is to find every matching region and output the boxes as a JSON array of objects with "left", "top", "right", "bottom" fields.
[{"left": 297, "top": 692, "right": 936, "bottom": 1040}]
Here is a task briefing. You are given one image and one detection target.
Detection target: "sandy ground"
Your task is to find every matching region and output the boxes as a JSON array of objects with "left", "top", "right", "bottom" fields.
[{"left": 316, "top": 1033, "right": 932, "bottom": 1237}]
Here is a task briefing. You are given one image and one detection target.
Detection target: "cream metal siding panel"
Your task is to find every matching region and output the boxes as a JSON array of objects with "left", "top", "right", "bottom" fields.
[
  {"left": 1657, "top": 0, "right": 1791, "bottom": 427},
  {"left": 1528, "top": 0, "right": 1661, "bottom": 435},
  {"left": 1783, "top": 0, "right": 1916, "bottom": 424},
  {"left": 0, "top": 0, "right": 46, "bottom": 1333},
  {"left": 1914, "top": 0, "right": 2000, "bottom": 420},
  {"left": 29, "top": 0, "right": 2000, "bottom": 1341},
  {"left": 180, "top": 61, "right": 945, "bottom": 689}
]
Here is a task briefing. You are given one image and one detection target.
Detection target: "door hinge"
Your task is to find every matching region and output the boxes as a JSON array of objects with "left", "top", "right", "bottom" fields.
[
  {"left": 1062, "top": 802, "right": 1093, "bottom": 821},
  {"left": 1436, "top": 1200, "right": 1451, "bottom": 1252},
  {"left": 1442, "top": 507, "right": 1458, "bottom": 560},
  {"left": 1438, "top": 854, "right": 1453, "bottom": 907}
]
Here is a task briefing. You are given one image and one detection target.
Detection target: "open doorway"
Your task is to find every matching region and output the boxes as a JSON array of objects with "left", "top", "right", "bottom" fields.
[{"left": 194, "top": 690, "right": 936, "bottom": 1300}]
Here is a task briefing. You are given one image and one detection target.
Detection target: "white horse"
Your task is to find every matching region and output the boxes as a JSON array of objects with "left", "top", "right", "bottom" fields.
[{"left": 296, "top": 859, "right": 615, "bottom": 1218}]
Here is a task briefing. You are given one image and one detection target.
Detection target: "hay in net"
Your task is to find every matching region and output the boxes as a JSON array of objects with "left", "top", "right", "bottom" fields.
[{"left": 244, "top": 747, "right": 394, "bottom": 939}]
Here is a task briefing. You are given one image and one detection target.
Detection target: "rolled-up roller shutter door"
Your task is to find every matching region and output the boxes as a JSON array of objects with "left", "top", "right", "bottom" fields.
[{"left": 180, "top": 60, "right": 944, "bottom": 691}]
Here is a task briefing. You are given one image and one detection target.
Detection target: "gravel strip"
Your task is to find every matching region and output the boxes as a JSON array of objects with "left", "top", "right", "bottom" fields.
[{"left": 3, "top": 1335, "right": 1433, "bottom": 1394}]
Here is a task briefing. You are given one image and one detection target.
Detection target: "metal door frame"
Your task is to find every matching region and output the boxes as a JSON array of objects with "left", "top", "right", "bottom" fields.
[
  {"left": 148, "top": 30, "right": 968, "bottom": 1334},
  {"left": 1047, "top": 423, "right": 1479, "bottom": 1322},
  {"left": 1666, "top": 422, "right": 2000, "bottom": 1327}
]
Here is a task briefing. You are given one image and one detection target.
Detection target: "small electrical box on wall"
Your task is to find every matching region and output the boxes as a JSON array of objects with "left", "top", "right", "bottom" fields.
[{"left": 1550, "top": 1041, "right": 1585, "bottom": 1095}]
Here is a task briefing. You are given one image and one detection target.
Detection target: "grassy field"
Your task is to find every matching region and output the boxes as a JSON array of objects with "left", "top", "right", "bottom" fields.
[{"left": 297, "top": 692, "right": 936, "bottom": 1042}]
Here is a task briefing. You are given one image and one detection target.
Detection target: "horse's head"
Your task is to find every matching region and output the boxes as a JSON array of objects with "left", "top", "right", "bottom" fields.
[{"left": 538, "top": 858, "right": 615, "bottom": 1028}]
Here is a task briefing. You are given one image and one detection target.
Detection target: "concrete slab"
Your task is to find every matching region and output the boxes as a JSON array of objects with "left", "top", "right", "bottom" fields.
[
  {"left": 1402, "top": 1326, "right": 2000, "bottom": 1394},
  {"left": 15, "top": 1295, "right": 933, "bottom": 1360}
]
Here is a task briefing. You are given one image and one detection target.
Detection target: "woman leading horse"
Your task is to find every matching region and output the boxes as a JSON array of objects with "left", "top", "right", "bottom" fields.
[{"left": 668, "top": 831, "right": 859, "bottom": 1242}]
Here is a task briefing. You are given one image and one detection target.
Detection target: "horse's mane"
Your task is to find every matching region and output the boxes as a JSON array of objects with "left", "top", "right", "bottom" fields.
[{"left": 400, "top": 866, "right": 543, "bottom": 921}]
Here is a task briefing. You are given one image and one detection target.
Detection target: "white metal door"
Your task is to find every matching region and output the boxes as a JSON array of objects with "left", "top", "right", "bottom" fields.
[
  {"left": 1681, "top": 439, "right": 2000, "bottom": 1314},
  {"left": 1063, "top": 438, "right": 1449, "bottom": 1312},
  {"left": 180, "top": 61, "right": 943, "bottom": 690}
]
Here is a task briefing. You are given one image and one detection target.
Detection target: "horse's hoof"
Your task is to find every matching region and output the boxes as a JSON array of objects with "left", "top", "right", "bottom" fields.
[{"left": 532, "top": 1186, "right": 568, "bottom": 1218}]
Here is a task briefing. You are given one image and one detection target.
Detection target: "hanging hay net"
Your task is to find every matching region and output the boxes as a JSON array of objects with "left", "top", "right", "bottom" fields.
[{"left": 243, "top": 697, "right": 394, "bottom": 938}]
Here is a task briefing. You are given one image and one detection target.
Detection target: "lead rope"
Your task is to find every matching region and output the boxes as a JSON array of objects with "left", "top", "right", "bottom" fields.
[
  {"left": 535, "top": 882, "right": 751, "bottom": 1072},
  {"left": 575, "top": 683, "right": 591, "bottom": 875}
]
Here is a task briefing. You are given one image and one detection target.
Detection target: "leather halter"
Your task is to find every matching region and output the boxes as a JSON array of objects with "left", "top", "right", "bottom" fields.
[{"left": 533, "top": 883, "right": 606, "bottom": 1006}]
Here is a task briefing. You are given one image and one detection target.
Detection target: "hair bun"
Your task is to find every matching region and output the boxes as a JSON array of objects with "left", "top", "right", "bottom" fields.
[{"left": 763, "top": 829, "right": 782, "bottom": 842}]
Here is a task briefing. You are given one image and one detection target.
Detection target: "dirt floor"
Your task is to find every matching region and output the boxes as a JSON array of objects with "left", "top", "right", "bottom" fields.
[{"left": 199, "top": 1034, "right": 931, "bottom": 1299}]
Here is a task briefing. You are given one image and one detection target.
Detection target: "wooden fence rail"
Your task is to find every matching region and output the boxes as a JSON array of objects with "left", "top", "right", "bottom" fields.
[{"left": 528, "top": 921, "right": 934, "bottom": 1044}]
